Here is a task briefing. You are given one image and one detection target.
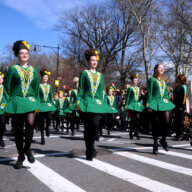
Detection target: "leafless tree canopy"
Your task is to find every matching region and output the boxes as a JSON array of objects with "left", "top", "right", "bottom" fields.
[{"left": 2, "top": 0, "right": 192, "bottom": 90}]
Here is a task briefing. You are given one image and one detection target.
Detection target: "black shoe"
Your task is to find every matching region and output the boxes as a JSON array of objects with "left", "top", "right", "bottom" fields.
[
  {"left": 175, "top": 135, "right": 183, "bottom": 141},
  {"left": 129, "top": 134, "right": 133, "bottom": 140},
  {"left": 135, "top": 134, "right": 140, "bottom": 140},
  {"left": 153, "top": 144, "right": 158, "bottom": 155},
  {"left": 159, "top": 139, "right": 168, "bottom": 151},
  {"left": 41, "top": 139, "right": 45, "bottom": 145},
  {"left": 46, "top": 131, "right": 50, "bottom": 137},
  {"left": 14, "top": 156, "right": 25, "bottom": 169},
  {"left": 92, "top": 147, "right": 97, "bottom": 158},
  {"left": 86, "top": 156, "right": 93, "bottom": 161},
  {"left": 95, "top": 135, "right": 99, "bottom": 142},
  {"left": 0, "top": 140, "right": 5, "bottom": 148},
  {"left": 71, "top": 130, "right": 75, "bottom": 136},
  {"left": 24, "top": 150, "right": 35, "bottom": 163}
]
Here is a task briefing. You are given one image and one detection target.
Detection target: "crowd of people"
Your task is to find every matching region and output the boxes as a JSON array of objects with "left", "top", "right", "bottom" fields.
[{"left": 0, "top": 40, "right": 191, "bottom": 169}]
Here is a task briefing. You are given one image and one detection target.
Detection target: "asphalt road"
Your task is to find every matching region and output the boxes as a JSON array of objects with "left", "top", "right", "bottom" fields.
[{"left": 0, "top": 124, "right": 191, "bottom": 192}]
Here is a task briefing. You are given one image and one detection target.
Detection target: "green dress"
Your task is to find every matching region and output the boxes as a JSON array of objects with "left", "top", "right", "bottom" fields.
[
  {"left": 107, "top": 95, "right": 118, "bottom": 113},
  {"left": 77, "top": 70, "right": 117, "bottom": 113},
  {"left": 69, "top": 89, "right": 78, "bottom": 111},
  {"left": 55, "top": 98, "right": 65, "bottom": 115},
  {"left": 39, "top": 83, "right": 56, "bottom": 112},
  {"left": 125, "top": 86, "right": 145, "bottom": 112},
  {"left": 4, "top": 65, "right": 40, "bottom": 114},
  {"left": 69, "top": 89, "right": 79, "bottom": 116},
  {"left": 0, "top": 85, "right": 9, "bottom": 115},
  {"left": 63, "top": 97, "right": 72, "bottom": 114},
  {"left": 147, "top": 77, "right": 175, "bottom": 111}
]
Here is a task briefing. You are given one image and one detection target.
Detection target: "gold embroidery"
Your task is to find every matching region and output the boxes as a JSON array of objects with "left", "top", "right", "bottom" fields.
[
  {"left": 13, "top": 65, "right": 34, "bottom": 97},
  {"left": 86, "top": 70, "right": 101, "bottom": 98},
  {"left": 107, "top": 96, "right": 114, "bottom": 107},
  {"left": 40, "top": 84, "right": 50, "bottom": 102},
  {"left": 29, "top": 97, "right": 35, "bottom": 102},
  {"left": 59, "top": 99, "right": 64, "bottom": 109},
  {"left": 132, "top": 86, "right": 139, "bottom": 101},
  {"left": 96, "top": 99, "right": 101, "bottom": 105},
  {"left": 0, "top": 86, "right": 4, "bottom": 103}
]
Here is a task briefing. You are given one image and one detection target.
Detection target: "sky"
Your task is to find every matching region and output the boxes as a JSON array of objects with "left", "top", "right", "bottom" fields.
[{"left": 0, "top": 0, "right": 108, "bottom": 57}]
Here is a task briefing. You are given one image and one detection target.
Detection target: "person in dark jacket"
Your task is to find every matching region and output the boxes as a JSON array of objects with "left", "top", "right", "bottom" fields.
[{"left": 173, "top": 74, "right": 187, "bottom": 140}]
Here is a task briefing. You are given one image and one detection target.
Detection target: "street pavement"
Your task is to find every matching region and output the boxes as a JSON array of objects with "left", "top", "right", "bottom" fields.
[{"left": 0, "top": 124, "right": 191, "bottom": 192}]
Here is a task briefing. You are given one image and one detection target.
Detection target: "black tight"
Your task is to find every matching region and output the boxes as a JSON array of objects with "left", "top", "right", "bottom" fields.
[
  {"left": 129, "top": 110, "right": 140, "bottom": 136},
  {"left": 83, "top": 113, "right": 101, "bottom": 157},
  {"left": 107, "top": 114, "right": 113, "bottom": 132},
  {"left": 0, "top": 115, "right": 5, "bottom": 141},
  {"left": 65, "top": 113, "right": 71, "bottom": 132},
  {"left": 56, "top": 113, "right": 64, "bottom": 129},
  {"left": 39, "top": 112, "right": 52, "bottom": 140},
  {"left": 174, "top": 109, "right": 184, "bottom": 139},
  {"left": 12, "top": 112, "right": 35, "bottom": 158},
  {"left": 151, "top": 111, "right": 170, "bottom": 145},
  {"left": 70, "top": 111, "right": 80, "bottom": 133}
]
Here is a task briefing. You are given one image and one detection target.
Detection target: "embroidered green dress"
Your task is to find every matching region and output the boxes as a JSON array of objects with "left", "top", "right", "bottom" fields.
[
  {"left": 63, "top": 97, "right": 72, "bottom": 114},
  {"left": 77, "top": 70, "right": 116, "bottom": 113},
  {"left": 125, "top": 86, "right": 145, "bottom": 112},
  {"left": 107, "top": 95, "right": 118, "bottom": 113},
  {"left": 0, "top": 85, "right": 9, "bottom": 115},
  {"left": 39, "top": 84, "right": 56, "bottom": 112},
  {"left": 4, "top": 65, "right": 40, "bottom": 114},
  {"left": 147, "top": 77, "right": 175, "bottom": 111},
  {"left": 69, "top": 89, "right": 78, "bottom": 111},
  {"left": 55, "top": 98, "right": 65, "bottom": 115}
]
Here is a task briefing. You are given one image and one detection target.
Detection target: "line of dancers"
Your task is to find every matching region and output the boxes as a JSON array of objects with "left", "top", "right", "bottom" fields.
[{"left": 0, "top": 40, "right": 190, "bottom": 169}]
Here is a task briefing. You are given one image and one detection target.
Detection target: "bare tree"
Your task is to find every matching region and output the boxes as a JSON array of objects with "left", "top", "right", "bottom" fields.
[
  {"left": 154, "top": 0, "right": 192, "bottom": 78},
  {"left": 127, "top": 0, "right": 158, "bottom": 82},
  {"left": 56, "top": 1, "right": 143, "bottom": 89}
]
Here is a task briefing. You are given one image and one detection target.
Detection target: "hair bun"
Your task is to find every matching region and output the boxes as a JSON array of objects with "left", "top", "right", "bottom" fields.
[
  {"left": 12, "top": 40, "right": 30, "bottom": 56},
  {"left": 40, "top": 68, "right": 51, "bottom": 76},
  {"left": 84, "top": 48, "right": 99, "bottom": 61},
  {"left": 130, "top": 73, "right": 138, "bottom": 81}
]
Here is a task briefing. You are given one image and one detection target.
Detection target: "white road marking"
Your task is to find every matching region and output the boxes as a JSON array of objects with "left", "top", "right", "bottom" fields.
[
  {"left": 111, "top": 144, "right": 191, "bottom": 152},
  {"left": 74, "top": 156, "right": 186, "bottom": 192},
  {"left": 24, "top": 160, "right": 85, "bottom": 192},
  {"left": 158, "top": 150, "right": 192, "bottom": 160},
  {"left": 4, "top": 144, "right": 15, "bottom": 149},
  {"left": 107, "top": 138, "right": 115, "bottom": 142},
  {"left": 115, "top": 151, "right": 192, "bottom": 176}
]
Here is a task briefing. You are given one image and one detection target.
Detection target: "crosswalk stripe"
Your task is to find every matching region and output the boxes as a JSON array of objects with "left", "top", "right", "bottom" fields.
[
  {"left": 74, "top": 156, "right": 186, "bottom": 192},
  {"left": 111, "top": 144, "right": 191, "bottom": 151},
  {"left": 158, "top": 150, "right": 192, "bottom": 160},
  {"left": 115, "top": 151, "right": 192, "bottom": 176},
  {"left": 1, "top": 150, "right": 189, "bottom": 191},
  {"left": 107, "top": 138, "right": 115, "bottom": 142},
  {"left": 110, "top": 146, "right": 192, "bottom": 160},
  {"left": 24, "top": 160, "right": 86, "bottom": 192}
]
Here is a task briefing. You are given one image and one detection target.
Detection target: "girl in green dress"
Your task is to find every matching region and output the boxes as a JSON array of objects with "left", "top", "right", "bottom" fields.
[
  {"left": 148, "top": 64, "right": 175, "bottom": 155},
  {"left": 77, "top": 48, "right": 116, "bottom": 160},
  {"left": 126, "top": 73, "right": 145, "bottom": 140},
  {"left": 106, "top": 88, "right": 118, "bottom": 135},
  {"left": 55, "top": 90, "right": 65, "bottom": 131},
  {"left": 63, "top": 88, "right": 72, "bottom": 134},
  {"left": 69, "top": 77, "right": 80, "bottom": 136},
  {"left": 39, "top": 68, "right": 56, "bottom": 145},
  {"left": 4, "top": 41, "right": 40, "bottom": 169},
  {"left": 0, "top": 72, "right": 9, "bottom": 148},
  {"left": 52, "top": 92, "right": 58, "bottom": 130}
]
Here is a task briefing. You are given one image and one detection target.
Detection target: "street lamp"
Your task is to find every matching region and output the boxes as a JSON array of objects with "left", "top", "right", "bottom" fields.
[{"left": 33, "top": 44, "right": 60, "bottom": 78}]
